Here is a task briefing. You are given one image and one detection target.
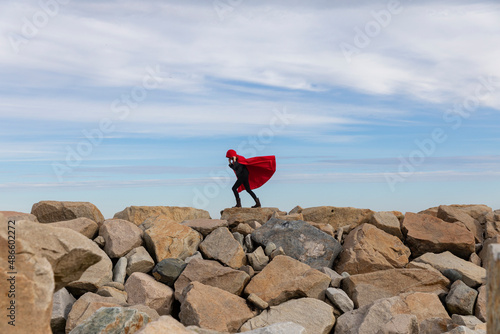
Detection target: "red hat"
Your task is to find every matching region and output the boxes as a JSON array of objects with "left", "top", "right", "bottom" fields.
[{"left": 226, "top": 149, "right": 237, "bottom": 158}]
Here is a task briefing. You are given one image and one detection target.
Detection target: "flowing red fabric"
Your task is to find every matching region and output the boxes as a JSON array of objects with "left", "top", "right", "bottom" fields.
[{"left": 226, "top": 150, "right": 276, "bottom": 192}]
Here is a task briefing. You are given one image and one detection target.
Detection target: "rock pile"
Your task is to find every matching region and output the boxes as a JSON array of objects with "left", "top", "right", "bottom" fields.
[{"left": 0, "top": 202, "right": 499, "bottom": 333}]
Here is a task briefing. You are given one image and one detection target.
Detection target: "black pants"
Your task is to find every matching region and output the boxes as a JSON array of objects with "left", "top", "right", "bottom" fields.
[{"left": 232, "top": 174, "right": 258, "bottom": 201}]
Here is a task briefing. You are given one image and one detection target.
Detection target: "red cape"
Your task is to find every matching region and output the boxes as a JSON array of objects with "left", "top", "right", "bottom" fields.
[{"left": 227, "top": 150, "right": 276, "bottom": 192}]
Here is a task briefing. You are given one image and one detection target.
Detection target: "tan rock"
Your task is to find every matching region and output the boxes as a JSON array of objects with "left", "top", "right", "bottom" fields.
[
  {"left": 487, "top": 243, "right": 500, "bottom": 332},
  {"left": 342, "top": 268, "right": 449, "bottom": 308},
  {"left": 244, "top": 255, "right": 331, "bottom": 306},
  {"left": 199, "top": 227, "right": 246, "bottom": 269},
  {"left": 220, "top": 207, "right": 283, "bottom": 227},
  {"left": 0, "top": 210, "right": 38, "bottom": 222},
  {"left": 125, "top": 273, "right": 175, "bottom": 316},
  {"left": 369, "top": 211, "right": 403, "bottom": 239},
  {"left": 31, "top": 200, "right": 105, "bottom": 224},
  {"left": 475, "top": 285, "right": 486, "bottom": 322},
  {"left": 240, "top": 298, "right": 335, "bottom": 334},
  {"left": 0, "top": 214, "right": 54, "bottom": 334},
  {"left": 100, "top": 219, "right": 143, "bottom": 258},
  {"left": 97, "top": 286, "right": 128, "bottom": 304},
  {"left": 114, "top": 206, "right": 210, "bottom": 226},
  {"left": 479, "top": 236, "right": 500, "bottom": 268},
  {"left": 413, "top": 251, "right": 486, "bottom": 288},
  {"left": 174, "top": 258, "right": 250, "bottom": 303},
  {"left": 179, "top": 282, "right": 255, "bottom": 332},
  {"left": 138, "top": 315, "right": 193, "bottom": 334},
  {"left": 402, "top": 212, "right": 475, "bottom": 259},
  {"left": 301, "top": 206, "right": 374, "bottom": 230},
  {"left": 125, "top": 246, "right": 155, "bottom": 276},
  {"left": 275, "top": 212, "right": 304, "bottom": 221},
  {"left": 437, "top": 205, "right": 483, "bottom": 243},
  {"left": 419, "top": 318, "right": 453, "bottom": 334},
  {"left": 419, "top": 204, "right": 492, "bottom": 221},
  {"left": 334, "top": 224, "right": 411, "bottom": 275},
  {"left": 48, "top": 217, "right": 99, "bottom": 239},
  {"left": 306, "top": 221, "right": 335, "bottom": 237},
  {"left": 180, "top": 219, "right": 229, "bottom": 236},
  {"left": 400, "top": 292, "right": 450, "bottom": 322},
  {"left": 233, "top": 223, "right": 254, "bottom": 235},
  {"left": 144, "top": 218, "right": 202, "bottom": 262},
  {"left": 484, "top": 212, "right": 500, "bottom": 239}
]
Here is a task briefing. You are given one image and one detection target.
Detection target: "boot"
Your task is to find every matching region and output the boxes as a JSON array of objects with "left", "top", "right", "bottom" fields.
[
  {"left": 233, "top": 198, "right": 242, "bottom": 208},
  {"left": 252, "top": 198, "right": 261, "bottom": 208}
]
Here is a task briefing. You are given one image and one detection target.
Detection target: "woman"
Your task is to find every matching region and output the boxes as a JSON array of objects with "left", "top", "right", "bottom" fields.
[{"left": 226, "top": 149, "right": 276, "bottom": 208}]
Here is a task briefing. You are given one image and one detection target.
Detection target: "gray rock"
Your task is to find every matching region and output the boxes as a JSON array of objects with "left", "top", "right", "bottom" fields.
[
  {"left": 443, "top": 268, "right": 463, "bottom": 282},
  {"left": 113, "top": 257, "right": 128, "bottom": 284},
  {"left": 325, "top": 288, "right": 354, "bottom": 313},
  {"left": 69, "top": 307, "right": 149, "bottom": 334},
  {"left": 248, "top": 293, "right": 269, "bottom": 310},
  {"left": 152, "top": 258, "right": 187, "bottom": 287},
  {"left": 451, "top": 314, "right": 484, "bottom": 329},
  {"left": 446, "top": 280, "right": 478, "bottom": 315},
  {"left": 199, "top": 227, "right": 247, "bottom": 269},
  {"left": 125, "top": 246, "right": 155, "bottom": 276},
  {"left": 184, "top": 251, "right": 203, "bottom": 263},
  {"left": 245, "top": 234, "right": 255, "bottom": 253},
  {"left": 240, "top": 265, "right": 255, "bottom": 277},
  {"left": 180, "top": 218, "right": 229, "bottom": 236},
  {"left": 125, "top": 272, "right": 174, "bottom": 316},
  {"left": 233, "top": 231, "right": 245, "bottom": 246},
  {"left": 265, "top": 242, "right": 277, "bottom": 256},
  {"left": 319, "top": 267, "right": 343, "bottom": 288},
  {"left": 251, "top": 218, "right": 342, "bottom": 269},
  {"left": 51, "top": 288, "right": 76, "bottom": 334},
  {"left": 270, "top": 247, "right": 285, "bottom": 259},
  {"left": 245, "top": 322, "right": 306, "bottom": 334},
  {"left": 475, "top": 285, "right": 487, "bottom": 322},
  {"left": 100, "top": 219, "right": 143, "bottom": 259},
  {"left": 248, "top": 246, "right": 270, "bottom": 272}
]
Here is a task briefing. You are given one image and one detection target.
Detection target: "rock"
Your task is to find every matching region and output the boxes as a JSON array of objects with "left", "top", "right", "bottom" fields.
[
  {"left": 484, "top": 212, "right": 500, "bottom": 238},
  {"left": 144, "top": 218, "right": 202, "bottom": 262},
  {"left": 137, "top": 315, "right": 193, "bottom": 334},
  {"left": 264, "top": 242, "right": 276, "bottom": 256},
  {"left": 341, "top": 268, "right": 449, "bottom": 308},
  {"left": 419, "top": 318, "right": 454, "bottom": 334},
  {"left": 220, "top": 207, "right": 282, "bottom": 227},
  {"left": 251, "top": 218, "right": 342, "bottom": 269},
  {"left": 402, "top": 212, "right": 475, "bottom": 259},
  {"left": 319, "top": 267, "right": 344, "bottom": 288},
  {"left": 69, "top": 307, "right": 149, "bottom": 334},
  {"left": 479, "top": 236, "right": 500, "bottom": 268},
  {"left": 487, "top": 243, "right": 500, "bottom": 332},
  {"left": 443, "top": 268, "right": 463, "bottom": 282},
  {"left": 7, "top": 220, "right": 110, "bottom": 292},
  {"left": 104, "top": 281, "right": 125, "bottom": 290},
  {"left": 114, "top": 206, "right": 210, "bottom": 226},
  {"left": 247, "top": 220, "right": 262, "bottom": 229},
  {"left": 113, "top": 257, "right": 128, "bottom": 284},
  {"left": 301, "top": 206, "right": 374, "bottom": 230},
  {"left": 174, "top": 258, "right": 250, "bottom": 303},
  {"left": 233, "top": 231, "right": 245, "bottom": 247},
  {"left": 470, "top": 253, "right": 481, "bottom": 266},
  {"left": 31, "top": 200, "right": 105, "bottom": 224},
  {"left": 244, "top": 255, "right": 331, "bottom": 307},
  {"left": 413, "top": 251, "right": 486, "bottom": 288},
  {"left": 240, "top": 265, "right": 255, "bottom": 277},
  {"left": 94, "top": 235, "right": 105, "bottom": 248},
  {"left": 270, "top": 247, "right": 285, "bottom": 259},
  {"left": 326, "top": 288, "right": 354, "bottom": 313},
  {"left": 401, "top": 292, "right": 450, "bottom": 323},
  {"left": 248, "top": 293, "right": 269, "bottom": 310},
  {"left": 0, "top": 218, "right": 54, "bottom": 334},
  {"left": 127, "top": 305, "right": 160, "bottom": 323},
  {"left": 245, "top": 234, "right": 254, "bottom": 253},
  {"left": 125, "top": 247, "right": 155, "bottom": 276},
  {"left": 0, "top": 210, "right": 38, "bottom": 221},
  {"left": 100, "top": 219, "right": 143, "bottom": 258},
  {"left": 66, "top": 292, "right": 124, "bottom": 332},
  {"left": 420, "top": 205, "right": 492, "bottom": 221},
  {"left": 125, "top": 272, "right": 174, "bottom": 316},
  {"left": 180, "top": 219, "right": 229, "bottom": 236},
  {"left": 335, "top": 296, "right": 419, "bottom": 334},
  {"left": 179, "top": 281, "right": 255, "bottom": 332},
  {"left": 369, "top": 211, "right": 403, "bottom": 239},
  {"left": 437, "top": 205, "right": 483, "bottom": 243},
  {"left": 152, "top": 258, "right": 187, "bottom": 287},
  {"left": 451, "top": 314, "right": 484, "bottom": 329},
  {"left": 443, "top": 326, "right": 480, "bottom": 334},
  {"left": 247, "top": 247, "right": 269, "bottom": 271},
  {"left": 475, "top": 285, "right": 486, "bottom": 322},
  {"left": 244, "top": 322, "right": 306, "bottom": 334},
  {"left": 48, "top": 217, "right": 99, "bottom": 239},
  {"left": 306, "top": 221, "right": 336, "bottom": 237},
  {"left": 199, "top": 227, "right": 246, "bottom": 269},
  {"left": 446, "top": 280, "right": 478, "bottom": 315},
  {"left": 240, "top": 298, "right": 334, "bottom": 334},
  {"left": 184, "top": 251, "right": 203, "bottom": 263},
  {"left": 275, "top": 212, "right": 304, "bottom": 221},
  {"left": 334, "top": 223, "right": 410, "bottom": 275},
  {"left": 97, "top": 286, "right": 128, "bottom": 304},
  {"left": 51, "top": 288, "right": 76, "bottom": 334},
  {"left": 289, "top": 205, "right": 303, "bottom": 214},
  {"left": 234, "top": 223, "right": 254, "bottom": 235}
]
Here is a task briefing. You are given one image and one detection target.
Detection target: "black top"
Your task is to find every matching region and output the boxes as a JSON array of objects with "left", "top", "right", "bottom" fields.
[{"left": 229, "top": 160, "right": 249, "bottom": 179}]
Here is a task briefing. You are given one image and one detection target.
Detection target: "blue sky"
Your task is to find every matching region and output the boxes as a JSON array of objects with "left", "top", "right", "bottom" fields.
[{"left": 1, "top": 0, "right": 500, "bottom": 219}]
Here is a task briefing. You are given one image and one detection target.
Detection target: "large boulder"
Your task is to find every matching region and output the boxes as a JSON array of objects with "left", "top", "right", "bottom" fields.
[
  {"left": 334, "top": 224, "right": 410, "bottom": 275},
  {"left": 413, "top": 251, "right": 486, "bottom": 288},
  {"left": 419, "top": 205, "right": 492, "bottom": 221},
  {"left": 100, "top": 219, "right": 143, "bottom": 258},
  {"left": 369, "top": 211, "right": 403, "bottom": 239},
  {"left": 199, "top": 227, "right": 246, "bottom": 269},
  {"left": 240, "top": 298, "right": 335, "bottom": 334},
  {"left": 341, "top": 268, "right": 449, "bottom": 308},
  {"left": 301, "top": 206, "right": 374, "bottom": 230},
  {"left": 31, "top": 200, "right": 105, "bottom": 224},
  {"left": 244, "top": 255, "right": 331, "bottom": 307},
  {"left": 437, "top": 205, "right": 483, "bottom": 243},
  {"left": 179, "top": 281, "right": 256, "bottom": 332},
  {"left": 69, "top": 307, "right": 150, "bottom": 334},
  {"left": 143, "top": 218, "right": 202, "bottom": 262},
  {"left": 220, "top": 207, "right": 283, "bottom": 227},
  {"left": 174, "top": 258, "right": 250, "bottom": 303},
  {"left": 114, "top": 206, "right": 210, "bottom": 226},
  {"left": 251, "top": 218, "right": 342, "bottom": 269},
  {"left": 402, "top": 212, "right": 475, "bottom": 259},
  {"left": 48, "top": 218, "right": 99, "bottom": 239},
  {"left": 0, "top": 215, "right": 54, "bottom": 334},
  {"left": 446, "top": 280, "right": 478, "bottom": 315},
  {"left": 51, "top": 288, "right": 76, "bottom": 334},
  {"left": 125, "top": 273, "right": 175, "bottom": 316}
]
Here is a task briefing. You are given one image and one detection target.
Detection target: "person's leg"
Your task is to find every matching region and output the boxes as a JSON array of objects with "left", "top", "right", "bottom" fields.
[
  {"left": 232, "top": 179, "right": 243, "bottom": 207},
  {"left": 242, "top": 177, "right": 261, "bottom": 207}
]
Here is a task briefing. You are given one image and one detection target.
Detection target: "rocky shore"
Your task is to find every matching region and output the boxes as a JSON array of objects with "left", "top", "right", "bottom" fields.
[{"left": 1, "top": 201, "right": 499, "bottom": 333}]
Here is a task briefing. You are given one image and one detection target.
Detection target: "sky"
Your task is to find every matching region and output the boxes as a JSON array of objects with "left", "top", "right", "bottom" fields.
[{"left": 1, "top": 0, "right": 500, "bottom": 219}]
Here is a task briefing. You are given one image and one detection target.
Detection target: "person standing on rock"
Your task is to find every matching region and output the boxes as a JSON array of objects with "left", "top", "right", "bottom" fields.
[{"left": 226, "top": 149, "right": 276, "bottom": 208}]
